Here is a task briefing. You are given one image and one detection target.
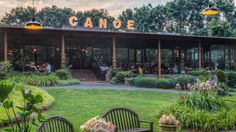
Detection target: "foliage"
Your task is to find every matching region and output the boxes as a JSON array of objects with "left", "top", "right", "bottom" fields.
[
  {"left": 175, "top": 75, "right": 196, "bottom": 86},
  {"left": 159, "top": 115, "right": 179, "bottom": 127},
  {"left": 80, "top": 117, "right": 116, "bottom": 132},
  {"left": 0, "top": 81, "right": 54, "bottom": 131},
  {"left": 158, "top": 104, "right": 236, "bottom": 131},
  {"left": 188, "top": 69, "right": 207, "bottom": 76},
  {"left": 57, "top": 79, "right": 81, "bottom": 86},
  {"left": 132, "top": 77, "right": 176, "bottom": 89},
  {"left": 8, "top": 73, "right": 60, "bottom": 86},
  {"left": 208, "top": 19, "right": 233, "bottom": 37},
  {"left": 225, "top": 71, "right": 236, "bottom": 87},
  {"left": 0, "top": 84, "right": 54, "bottom": 127},
  {"left": 111, "top": 71, "right": 133, "bottom": 84},
  {"left": 179, "top": 80, "right": 229, "bottom": 111},
  {"left": 54, "top": 68, "right": 72, "bottom": 80},
  {"left": 0, "top": 61, "right": 12, "bottom": 80},
  {"left": 1, "top": 0, "right": 236, "bottom": 36},
  {"left": 7, "top": 72, "right": 81, "bottom": 86},
  {"left": 214, "top": 70, "right": 226, "bottom": 83}
]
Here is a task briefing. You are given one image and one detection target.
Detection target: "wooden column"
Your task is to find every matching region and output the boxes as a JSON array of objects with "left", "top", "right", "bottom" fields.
[
  {"left": 198, "top": 41, "right": 202, "bottom": 69},
  {"left": 157, "top": 39, "right": 161, "bottom": 78},
  {"left": 61, "top": 34, "right": 66, "bottom": 67},
  {"left": 3, "top": 32, "right": 7, "bottom": 61},
  {"left": 112, "top": 37, "right": 117, "bottom": 68}
]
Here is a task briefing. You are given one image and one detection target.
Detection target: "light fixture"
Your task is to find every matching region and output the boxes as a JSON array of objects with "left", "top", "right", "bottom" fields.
[
  {"left": 24, "top": 0, "right": 43, "bottom": 30},
  {"left": 24, "top": 18, "right": 43, "bottom": 30},
  {"left": 201, "top": 4, "right": 219, "bottom": 15}
]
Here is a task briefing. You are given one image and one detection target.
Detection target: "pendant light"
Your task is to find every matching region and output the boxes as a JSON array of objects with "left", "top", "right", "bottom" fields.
[
  {"left": 201, "top": 4, "right": 219, "bottom": 16},
  {"left": 24, "top": 0, "right": 43, "bottom": 30}
]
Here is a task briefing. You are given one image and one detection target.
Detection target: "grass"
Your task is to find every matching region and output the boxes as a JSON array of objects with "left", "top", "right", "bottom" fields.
[
  {"left": 44, "top": 89, "right": 179, "bottom": 131},
  {"left": 2, "top": 88, "right": 235, "bottom": 131}
]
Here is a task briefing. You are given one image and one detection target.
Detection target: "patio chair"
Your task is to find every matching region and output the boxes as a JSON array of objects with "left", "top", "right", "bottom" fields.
[
  {"left": 102, "top": 108, "right": 153, "bottom": 132},
  {"left": 37, "top": 116, "right": 74, "bottom": 132}
]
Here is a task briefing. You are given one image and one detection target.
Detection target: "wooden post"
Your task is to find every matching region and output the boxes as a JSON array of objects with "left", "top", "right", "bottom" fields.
[
  {"left": 3, "top": 32, "right": 7, "bottom": 61},
  {"left": 61, "top": 34, "right": 66, "bottom": 67},
  {"left": 112, "top": 37, "right": 117, "bottom": 68},
  {"left": 157, "top": 39, "right": 161, "bottom": 78},
  {"left": 198, "top": 41, "right": 202, "bottom": 69}
]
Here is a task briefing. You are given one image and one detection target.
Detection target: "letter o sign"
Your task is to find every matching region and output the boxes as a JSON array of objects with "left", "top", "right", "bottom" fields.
[
  {"left": 69, "top": 16, "right": 78, "bottom": 27},
  {"left": 113, "top": 19, "right": 122, "bottom": 29}
]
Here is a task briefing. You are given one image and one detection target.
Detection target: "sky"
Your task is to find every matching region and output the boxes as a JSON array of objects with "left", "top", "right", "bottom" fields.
[
  {"left": 0, "top": 0, "right": 167, "bottom": 18},
  {"left": 0, "top": 0, "right": 235, "bottom": 18}
]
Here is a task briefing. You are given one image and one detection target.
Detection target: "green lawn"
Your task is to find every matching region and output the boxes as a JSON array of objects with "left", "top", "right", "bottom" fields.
[
  {"left": 0, "top": 88, "right": 179, "bottom": 132},
  {"left": 45, "top": 89, "right": 178, "bottom": 132}
]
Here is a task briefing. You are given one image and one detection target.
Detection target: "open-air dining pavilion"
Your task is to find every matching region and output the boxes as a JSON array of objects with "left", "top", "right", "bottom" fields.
[{"left": 0, "top": 26, "right": 236, "bottom": 78}]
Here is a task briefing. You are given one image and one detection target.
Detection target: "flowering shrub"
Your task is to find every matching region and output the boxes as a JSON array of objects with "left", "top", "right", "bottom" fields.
[
  {"left": 81, "top": 117, "right": 116, "bottom": 132},
  {"left": 159, "top": 114, "right": 179, "bottom": 127},
  {"left": 178, "top": 80, "right": 227, "bottom": 111}
]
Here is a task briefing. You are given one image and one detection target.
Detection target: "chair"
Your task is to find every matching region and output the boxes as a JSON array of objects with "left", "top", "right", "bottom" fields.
[
  {"left": 102, "top": 108, "right": 153, "bottom": 132},
  {"left": 37, "top": 116, "right": 74, "bottom": 132}
]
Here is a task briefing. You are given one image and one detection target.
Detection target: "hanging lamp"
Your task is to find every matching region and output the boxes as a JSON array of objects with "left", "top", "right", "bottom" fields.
[
  {"left": 201, "top": 4, "right": 219, "bottom": 15},
  {"left": 24, "top": 0, "right": 43, "bottom": 30}
]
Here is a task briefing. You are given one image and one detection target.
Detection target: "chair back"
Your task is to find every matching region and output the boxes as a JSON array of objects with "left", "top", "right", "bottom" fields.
[
  {"left": 38, "top": 116, "right": 74, "bottom": 132},
  {"left": 102, "top": 108, "right": 140, "bottom": 131}
]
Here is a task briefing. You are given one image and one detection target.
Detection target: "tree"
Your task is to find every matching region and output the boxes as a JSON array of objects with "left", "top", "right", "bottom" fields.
[
  {"left": 1, "top": 6, "right": 35, "bottom": 26},
  {"left": 208, "top": 19, "right": 232, "bottom": 37},
  {"left": 37, "top": 6, "right": 75, "bottom": 28}
]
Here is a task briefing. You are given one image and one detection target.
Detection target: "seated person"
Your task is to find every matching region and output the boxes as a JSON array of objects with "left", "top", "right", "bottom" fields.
[{"left": 172, "top": 65, "right": 179, "bottom": 74}]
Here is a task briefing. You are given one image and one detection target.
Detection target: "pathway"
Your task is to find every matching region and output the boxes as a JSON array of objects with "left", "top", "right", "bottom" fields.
[{"left": 43, "top": 83, "right": 185, "bottom": 93}]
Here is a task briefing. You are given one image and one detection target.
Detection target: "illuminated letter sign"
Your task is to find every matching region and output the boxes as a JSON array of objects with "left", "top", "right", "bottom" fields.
[
  {"left": 68, "top": 16, "right": 135, "bottom": 30},
  {"left": 127, "top": 20, "right": 135, "bottom": 30},
  {"left": 113, "top": 19, "right": 122, "bottom": 29},
  {"left": 69, "top": 16, "right": 78, "bottom": 27},
  {"left": 84, "top": 17, "right": 93, "bottom": 28},
  {"left": 99, "top": 18, "right": 107, "bottom": 29}
]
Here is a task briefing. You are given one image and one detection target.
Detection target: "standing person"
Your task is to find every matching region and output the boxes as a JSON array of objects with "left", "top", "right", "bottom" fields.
[{"left": 47, "top": 63, "right": 52, "bottom": 73}]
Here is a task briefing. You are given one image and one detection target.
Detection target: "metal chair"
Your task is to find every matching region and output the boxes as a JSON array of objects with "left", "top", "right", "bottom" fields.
[
  {"left": 37, "top": 116, "right": 74, "bottom": 132},
  {"left": 103, "top": 108, "right": 153, "bottom": 132}
]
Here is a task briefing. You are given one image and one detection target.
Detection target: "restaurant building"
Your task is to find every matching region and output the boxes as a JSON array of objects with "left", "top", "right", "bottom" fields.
[{"left": 0, "top": 25, "right": 236, "bottom": 79}]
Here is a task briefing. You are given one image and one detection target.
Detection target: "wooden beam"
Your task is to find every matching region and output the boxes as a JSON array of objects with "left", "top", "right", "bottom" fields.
[
  {"left": 198, "top": 41, "right": 202, "bottom": 69},
  {"left": 157, "top": 39, "right": 161, "bottom": 78},
  {"left": 112, "top": 37, "right": 117, "bottom": 68},
  {"left": 61, "top": 34, "right": 66, "bottom": 67},
  {"left": 4, "top": 32, "right": 7, "bottom": 61}
]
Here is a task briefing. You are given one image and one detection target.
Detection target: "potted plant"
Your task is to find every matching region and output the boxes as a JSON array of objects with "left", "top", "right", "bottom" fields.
[
  {"left": 80, "top": 116, "right": 116, "bottom": 132},
  {"left": 159, "top": 114, "right": 179, "bottom": 132}
]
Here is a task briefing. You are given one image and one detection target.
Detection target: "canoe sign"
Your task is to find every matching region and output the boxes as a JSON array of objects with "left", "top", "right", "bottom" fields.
[{"left": 69, "top": 16, "right": 135, "bottom": 30}]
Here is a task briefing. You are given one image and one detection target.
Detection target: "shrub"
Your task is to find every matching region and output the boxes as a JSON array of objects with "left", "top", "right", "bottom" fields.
[
  {"left": 54, "top": 68, "right": 72, "bottom": 80},
  {"left": 111, "top": 71, "right": 133, "bottom": 84},
  {"left": 157, "top": 78, "right": 176, "bottom": 88},
  {"left": 225, "top": 71, "right": 236, "bottom": 87},
  {"left": 58, "top": 79, "right": 81, "bottom": 86},
  {"left": 189, "top": 70, "right": 207, "bottom": 76},
  {"left": 8, "top": 73, "right": 60, "bottom": 86},
  {"left": 175, "top": 75, "right": 196, "bottom": 86},
  {"left": 158, "top": 104, "right": 236, "bottom": 131},
  {"left": 214, "top": 70, "right": 226, "bottom": 83},
  {"left": 0, "top": 61, "right": 12, "bottom": 80},
  {"left": 132, "top": 77, "right": 176, "bottom": 89},
  {"left": 179, "top": 93, "right": 227, "bottom": 111},
  {"left": 133, "top": 77, "right": 157, "bottom": 88}
]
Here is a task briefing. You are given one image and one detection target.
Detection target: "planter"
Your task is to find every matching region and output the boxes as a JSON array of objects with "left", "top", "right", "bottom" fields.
[
  {"left": 124, "top": 78, "right": 133, "bottom": 86},
  {"left": 159, "top": 124, "right": 177, "bottom": 132}
]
